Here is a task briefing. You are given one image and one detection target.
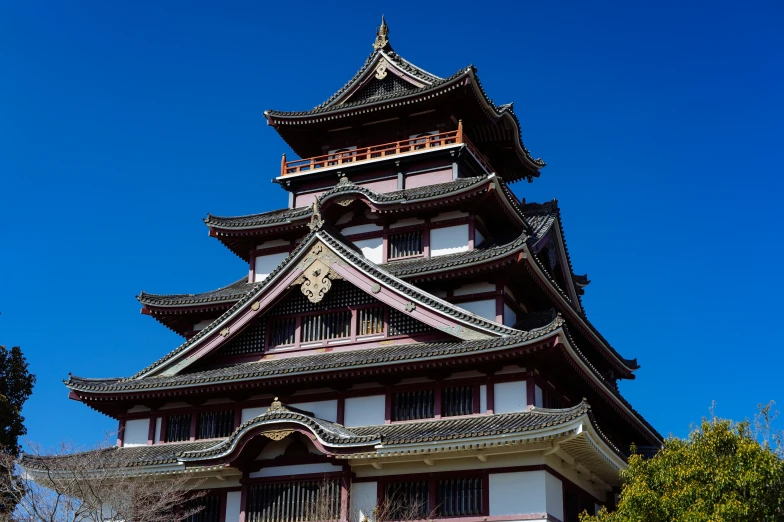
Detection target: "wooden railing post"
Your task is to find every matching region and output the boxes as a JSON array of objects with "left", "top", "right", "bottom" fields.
[
  {"left": 280, "top": 153, "right": 286, "bottom": 176},
  {"left": 457, "top": 119, "right": 464, "bottom": 143}
]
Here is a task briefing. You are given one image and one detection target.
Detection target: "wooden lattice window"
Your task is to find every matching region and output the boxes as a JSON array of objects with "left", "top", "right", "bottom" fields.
[
  {"left": 393, "top": 390, "right": 435, "bottom": 421},
  {"left": 246, "top": 478, "right": 341, "bottom": 522},
  {"left": 358, "top": 305, "right": 385, "bottom": 336},
  {"left": 301, "top": 310, "right": 351, "bottom": 343},
  {"left": 269, "top": 316, "right": 296, "bottom": 347},
  {"left": 388, "top": 308, "right": 431, "bottom": 336},
  {"left": 564, "top": 485, "right": 597, "bottom": 522},
  {"left": 184, "top": 493, "right": 222, "bottom": 522},
  {"left": 165, "top": 414, "right": 191, "bottom": 442},
  {"left": 220, "top": 320, "right": 265, "bottom": 356},
  {"left": 437, "top": 477, "right": 483, "bottom": 516},
  {"left": 197, "top": 409, "right": 234, "bottom": 439},
  {"left": 442, "top": 386, "right": 473, "bottom": 417},
  {"left": 388, "top": 230, "right": 423, "bottom": 259},
  {"left": 384, "top": 481, "right": 430, "bottom": 519}
]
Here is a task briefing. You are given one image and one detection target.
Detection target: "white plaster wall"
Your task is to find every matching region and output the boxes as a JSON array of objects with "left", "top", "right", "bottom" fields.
[
  {"left": 254, "top": 252, "right": 289, "bottom": 282},
  {"left": 479, "top": 385, "right": 488, "bottom": 413},
  {"left": 225, "top": 490, "right": 242, "bottom": 522},
  {"left": 535, "top": 385, "right": 543, "bottom": 408},
  {"left": 503, "top": 303, "right": 516, "bottom": 326},
  {"left": 489, "top": 470, "right": 546, "bottom": 516},
  {"left": 354, "top": 238, "right": 384, "bottom": 264},
  {"left": 350, "top": 481, "right": 378, "bottom": 522},
  {"left": 545, "top": 472, "right": 565, "bottom": 521},
  {"left": 459, "top": 299, "right": 497, "bottom": 321},
  {"left": 494, "top": 381, "right": 527, "bottom": 413},
  {"left": 430, "top": 224, "right": 469, "bottom": 256},
  {"left": 154, "top": 417, "right": 162, "bottom": 444},
  {"left": 290, "top": 400, "right": 338, "bottom": 422},
  {"left": 454, "top": 282, "right": 496, "bottom": 296},
  {"left": 250, "top": 463, "right": 343, "bottom": 478},
  {"left": 123, "top": 419, "right": 150, "bottom": 447},
  {"left": 342, "top": 223, "right": 383, "bottom": 235},
  {"left": 241, "top": 406, "right": 268, "bottom": 423},
  {"left": 344, "top": 395, "right": 385, "bottom": 427},
  {"left": 390, "top": 217, "right": 425, "bottom": 228},
  {"left": 432, "top": 210, "right": 469, "bottom": 222}
]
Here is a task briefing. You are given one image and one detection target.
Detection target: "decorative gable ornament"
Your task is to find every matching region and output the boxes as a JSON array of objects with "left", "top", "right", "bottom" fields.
[
  {"left": 372, "top": 16, "right": 389, "bottom": 50},
  {"left": 292, "top": 242, "right": 344, "bottom": 303},
  {"left": 308, "top": 200, "right": 325, "bottom": 231}
]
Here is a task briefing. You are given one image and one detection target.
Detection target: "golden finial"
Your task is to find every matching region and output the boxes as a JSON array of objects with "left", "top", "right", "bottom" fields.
[{"left": 373, "top": 15, "right": 389, "bottom": 50}]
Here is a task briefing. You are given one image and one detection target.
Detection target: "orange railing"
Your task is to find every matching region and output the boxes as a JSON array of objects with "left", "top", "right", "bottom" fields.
[{"left": 280, "top": 121, "right": 494, "bottom": 176}]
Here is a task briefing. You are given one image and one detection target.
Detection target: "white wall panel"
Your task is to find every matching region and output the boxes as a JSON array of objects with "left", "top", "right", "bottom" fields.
[
  {"left": 494, "top": 380, "right": 527, "bottom": 413},
  {"left": 489, "top": 471, "right": 546, "bottom": 516},
  {"left": 459, "top": 299, "right": 497, "bottom": 321},
  {"left": 241, "top": 406, "right": 268, "bottom": 423},
  {"left": 290, "top": 400, "right": 338, "bottom": 422},
  {"left": 254, "top": 252, "right": 289, "bottom": 282},
  {"left": 123, "top": 419, "right": 150, "bottom": 447},
  {"left": 344, "top": 395, "right": 385, "bottom": 427},
  {"left": 350, "top": 481, "right": 378, "bottom": 522},
  {"left": 154, "top": 417, "right": 162, "bottom": 444},
  {"left": 545, "top": 472, "right": 564, "bottom": 521},
  {"left": 225, "top": 491, "right": 242, "bottom": 522},
  {"left": 430, "top": 224, "right": 470, "bottom": 256},
  {"left": 535, "top": 385, "right": 543, "bottom": 408},
  {"left": 354, "top": 238, "right": 384, "bottom": 264},
  {"left": 479, "top": 385, "right": 488, "bottom": 413}
]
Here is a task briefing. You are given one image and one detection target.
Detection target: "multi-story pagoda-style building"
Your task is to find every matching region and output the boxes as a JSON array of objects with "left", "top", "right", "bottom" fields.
[{"left": 55, "top": 19, "right": 660, "bottom": 522}]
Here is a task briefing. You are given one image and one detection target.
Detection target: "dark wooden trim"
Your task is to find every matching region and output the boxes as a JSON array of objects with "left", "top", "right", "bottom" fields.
[{"left": 147, "top": 416, "right": 156, "bottom": 445}]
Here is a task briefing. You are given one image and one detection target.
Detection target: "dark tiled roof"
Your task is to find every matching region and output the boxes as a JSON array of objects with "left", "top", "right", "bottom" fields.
[
  {"left": 65, "top": 318, "right": 564, "bottom": 393},
  {"left": 20, "top": 441, "right": 216, "bottom": 471},
  {"left": 204, "top": 177, "right": 489, "bottom": 230},
  {"left": 138, "top": 277, "right": 258, "bottom": 308},
  {"left": 25, "top": 402, "right": 615, "bottom": 471}
]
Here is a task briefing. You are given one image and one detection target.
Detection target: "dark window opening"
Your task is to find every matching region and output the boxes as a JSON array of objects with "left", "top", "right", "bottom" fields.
[
  {"left": 269, "top": 316, "right": 296, "bottom": 347},
  {"left": 197, "top": 409, "right": 234, "bottom": 439},
  {"left": 184, "top": 494, "right": 222, "bottom": 522},
  {"left": 393, "top": 390, "right": 435, "bottom": 421},
  {"left": 437, "top": 478, "right": 483, "bottom": 517},
  {"left": 384, "top": 481, "right": 430, "bottom": 520},
  {"left": 389, "top": 230, "right": 423, "bottom": 259},
  {"left": 246, "top": 479, "right": 341, "bottom": 522},
  {"left": 358, "top": 305, "right": 385, "bottom": 336},
  {"left": 301, "top": 310, "right": 351, "bottom": 343},
  {"left": 165, "top": 414, "right": 191, "bottom": 442},
  {"left": 442, "top": 386, "right": 473, "bottom": 417}
]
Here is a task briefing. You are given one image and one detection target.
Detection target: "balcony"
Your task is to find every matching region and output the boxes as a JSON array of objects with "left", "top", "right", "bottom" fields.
[{"left": 280, "top": 121, "right": 494, "bottom": 177}]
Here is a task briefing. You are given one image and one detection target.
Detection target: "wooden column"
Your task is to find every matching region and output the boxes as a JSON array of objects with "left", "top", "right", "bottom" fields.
[{"left": 116, "top": 420, "right": 126, "bottom": 447}]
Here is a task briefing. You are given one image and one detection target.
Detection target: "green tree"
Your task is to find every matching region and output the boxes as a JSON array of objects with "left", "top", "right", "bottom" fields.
[
  {"left": 0, "top": 345, "right": 35, "bottom": 515},
  {"left": 582, "top": 404, "right": 784, "bottom": 522}
]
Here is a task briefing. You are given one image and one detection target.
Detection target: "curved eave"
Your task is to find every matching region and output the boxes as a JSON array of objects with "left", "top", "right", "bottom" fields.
[
  {"left": 65, "top": 320, "right": 566, "bottom": 396},
  {"left": 265, "top": 67, "right": 544, "bottom": 178}
]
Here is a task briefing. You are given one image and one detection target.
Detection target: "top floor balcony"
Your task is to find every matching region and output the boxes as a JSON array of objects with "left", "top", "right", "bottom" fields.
[{"left": 279, "top": 121, "right": 495, "bottom": 178}]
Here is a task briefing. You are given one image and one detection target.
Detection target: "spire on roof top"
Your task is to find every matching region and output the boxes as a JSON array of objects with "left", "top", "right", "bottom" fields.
[{"left": 373, "top": 15, "right": 389, "bottom": 50}]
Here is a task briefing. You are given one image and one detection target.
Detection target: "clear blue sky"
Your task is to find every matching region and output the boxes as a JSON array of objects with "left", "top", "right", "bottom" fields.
[{"left": 1, "top": 1, "right": 782, "bottom": 449}]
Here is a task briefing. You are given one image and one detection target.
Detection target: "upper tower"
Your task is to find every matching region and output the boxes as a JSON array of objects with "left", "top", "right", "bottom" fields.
[{"left": 265, "top": 18, "right": 545, "bottom": 207}]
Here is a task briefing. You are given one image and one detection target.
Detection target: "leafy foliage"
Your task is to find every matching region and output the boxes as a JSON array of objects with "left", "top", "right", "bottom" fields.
[
  {"left": 0, "top": 345, "right": 35, "bottom": 515},
  {"left": 582, "top": 403, "right": 784, "bottom": 522}
]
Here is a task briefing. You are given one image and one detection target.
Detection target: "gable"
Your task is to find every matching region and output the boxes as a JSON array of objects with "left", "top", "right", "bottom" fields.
[
  {"left": 213, "top": 281, "right": 436, "bottom": 359},
  {"left": 343, "top": 73, "right": 420, "bottom": 105},
  {"left": 137, "top": 233, "right": 518, "bottom": 379}
]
